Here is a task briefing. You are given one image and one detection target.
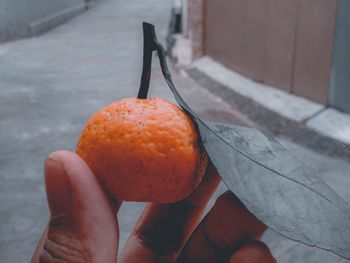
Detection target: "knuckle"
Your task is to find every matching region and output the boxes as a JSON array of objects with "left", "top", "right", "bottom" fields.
[
  {"left": 205, "top": 191, "right": 265, "bottom": 248},
  {"left": 40, "top": 238, "right": 88, "bottom": 263},
  {"left": 39, "top": 218, "right": 90, "bottom": 263},
  {"left": 229, "top": 240, "right": 276, "bottom": 263},
  {"left": 132, "top": 228, "right": 179, "bottom": 257}
]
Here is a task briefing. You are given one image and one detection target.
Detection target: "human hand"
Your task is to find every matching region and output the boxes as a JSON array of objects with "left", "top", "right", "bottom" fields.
[{"left": 31, "top": 150, "right": 276, "bottom": 263}]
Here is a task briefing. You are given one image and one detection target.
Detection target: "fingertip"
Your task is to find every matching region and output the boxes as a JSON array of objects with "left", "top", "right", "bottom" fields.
[
  {"left": 49, "top": 150, "right": 122, "bottom": 215},
  {"left": 44, "top": 153, "right": 71, "bottom": 217},
  {"left": 205, "top": 191, "right": 266, "bottom": 248},
  {"left": 48, "top": 150, "right": 91, "bottom": 174},
  {"left": 186, "top": 160, "right": 221, "bottom": 207},
  {"left": 47, "top": 150, "right": 94, "bottom": 189},
  {"left": 229, "top": 241, "right": 276, "bottom": 263},
  {"left": 48, "top": 150, "right": 94, "bottom": 183},
  {"left": 48, "top": 150, "right": 75, "bottom": 161},
  {"left": 45, "top": 150, "right": 103, "bottom": 214}
]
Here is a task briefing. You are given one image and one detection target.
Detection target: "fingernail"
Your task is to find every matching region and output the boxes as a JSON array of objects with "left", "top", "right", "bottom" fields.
[{"left": 44, "top": 156, "right": 71, "bottom": 217}]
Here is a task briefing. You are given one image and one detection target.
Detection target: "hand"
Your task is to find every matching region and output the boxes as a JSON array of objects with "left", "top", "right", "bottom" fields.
[{"left": 31, "top": 151, "right": 276, "bottom": 263}]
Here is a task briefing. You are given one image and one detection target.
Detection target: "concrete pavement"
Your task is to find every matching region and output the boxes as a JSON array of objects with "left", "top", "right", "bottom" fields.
[{"left": 0, "top": 0, "right": 349, "bottom": 262}]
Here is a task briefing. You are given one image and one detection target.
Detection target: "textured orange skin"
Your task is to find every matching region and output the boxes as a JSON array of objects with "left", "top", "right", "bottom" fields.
[{"left": 77, "top": 98, "right": 207, "bottom": 203}]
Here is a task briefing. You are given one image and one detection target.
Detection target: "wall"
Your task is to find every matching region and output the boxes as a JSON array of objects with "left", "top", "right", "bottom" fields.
[
  {"left": 0, "top": 0, "right": 86, "bottom": 42},
  {"left": 204, "top": 0, "right": 297, "bottom": 92},
  {"left": 330, "top": 0, "right": 350, "bottom": 113},
  {"left": 187, "top": 0, "right": 204, "bottom": 59},
  {"left": 203, "top": 0, "right": 337, "bottom": 105},
  {"left": 291, "top": 0, "right": 337, "bottom": 104}
]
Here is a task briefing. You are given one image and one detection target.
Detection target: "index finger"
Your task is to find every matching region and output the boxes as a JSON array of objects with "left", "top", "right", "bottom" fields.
[{"left": 119, "top": 160, "right": 221, "bottom": 262}]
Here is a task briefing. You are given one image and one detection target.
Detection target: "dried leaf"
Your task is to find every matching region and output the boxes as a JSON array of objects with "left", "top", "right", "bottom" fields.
[{"left": 197, "top": 122, "right": 350, "bottom": 259}]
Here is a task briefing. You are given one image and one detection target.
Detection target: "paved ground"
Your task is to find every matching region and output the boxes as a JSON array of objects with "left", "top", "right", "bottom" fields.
[{"left": 0, "top": 1, "right": 349, "bottom": 262}]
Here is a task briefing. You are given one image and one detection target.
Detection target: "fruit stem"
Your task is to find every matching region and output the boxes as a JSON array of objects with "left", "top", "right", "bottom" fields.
[{"left": 137, "top": 22, "right": 157, "bottom": 99}]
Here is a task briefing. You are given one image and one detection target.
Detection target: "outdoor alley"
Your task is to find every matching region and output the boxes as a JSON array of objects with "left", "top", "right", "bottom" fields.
[{"left": 0, "top": 1, "right": 350, "bottom": 262}]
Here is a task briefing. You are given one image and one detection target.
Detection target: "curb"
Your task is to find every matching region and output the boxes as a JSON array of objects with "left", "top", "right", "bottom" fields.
[
  {"left": 0, "top": 3, "right": 87, "bottom": 43},
  {"left": 186, "top": 67, "right": 350, "bottom": 163},
  {"left": 29, "top": 4, "right": 87, "bottom": 36}
]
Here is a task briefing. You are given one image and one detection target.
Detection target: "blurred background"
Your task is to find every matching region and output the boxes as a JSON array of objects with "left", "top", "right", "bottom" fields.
[{"left": 0, "top": 0, "right": 349, "bottom": 262}]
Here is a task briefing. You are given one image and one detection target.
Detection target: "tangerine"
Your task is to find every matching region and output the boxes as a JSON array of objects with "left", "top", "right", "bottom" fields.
[{"left": 76, "top": 97, "right": 208, "bottom": 203}]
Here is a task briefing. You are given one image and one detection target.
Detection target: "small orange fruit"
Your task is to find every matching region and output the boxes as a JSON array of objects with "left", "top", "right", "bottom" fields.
[{"left": 76, "top": 97, "right": 208, "bottom": 203}]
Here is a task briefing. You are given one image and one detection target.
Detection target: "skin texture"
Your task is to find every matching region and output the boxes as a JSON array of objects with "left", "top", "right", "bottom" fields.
[
  {"left": 76, "top": 98, "right": 208, "bottom": 203},
  {"left": 31, "top": 151, "right": 119, "bottom": 263},
  {"left": 32, "top": 151, "right": 277, "bottom": 263}
]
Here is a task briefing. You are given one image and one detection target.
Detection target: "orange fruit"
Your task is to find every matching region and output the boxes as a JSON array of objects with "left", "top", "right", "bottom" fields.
[{"left": 76, "top": 97, "right": 208, "bottom": 203}]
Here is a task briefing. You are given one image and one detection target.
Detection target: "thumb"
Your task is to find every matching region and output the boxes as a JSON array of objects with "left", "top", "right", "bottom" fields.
[{"left": 31, "top": 151, "right": 120, "bottom": 263}]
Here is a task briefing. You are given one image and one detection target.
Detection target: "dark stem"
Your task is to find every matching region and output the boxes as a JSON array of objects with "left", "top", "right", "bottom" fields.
[
  {"left": 137, "top": 22, "right": 197, "bottom": 120},
  {"left": 137, "top": 22, "right": 157, "bottom": 99}
]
